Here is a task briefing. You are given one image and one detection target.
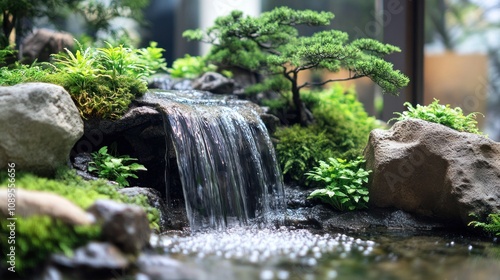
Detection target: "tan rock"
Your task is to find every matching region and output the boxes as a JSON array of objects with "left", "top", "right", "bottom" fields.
[{"left": 0, "top": 188, "right": 93, "bottom": 225}]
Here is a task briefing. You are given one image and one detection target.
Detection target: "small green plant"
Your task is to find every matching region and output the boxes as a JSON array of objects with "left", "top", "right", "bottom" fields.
[
  {"left": 306, "top": 157, "right": 371, "bottom": 211},
  {"left": 468, "top": 213, "right": 500, "bottom": 236},
  {"left": 89, "top": 146, "right": 147, "bottom": 187},
  {"left": 390, "top": 99, "right": 483, "bottom": 135},
  {"left": 169, "top": 54, "right": 217, "bottom": 79}
]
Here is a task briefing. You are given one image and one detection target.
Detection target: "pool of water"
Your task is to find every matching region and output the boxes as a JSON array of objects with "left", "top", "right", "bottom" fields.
[{"left": 149, "top": 227, "right": 500, "bottom": 280}]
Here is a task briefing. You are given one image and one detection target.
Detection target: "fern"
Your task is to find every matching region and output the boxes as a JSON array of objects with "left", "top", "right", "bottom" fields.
[{"left": 469, "top": 213, "right": 500, "bottom": 236}]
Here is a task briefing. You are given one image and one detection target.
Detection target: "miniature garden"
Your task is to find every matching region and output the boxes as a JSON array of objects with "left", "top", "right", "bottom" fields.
[{"left": 0, "top": 2, "right": 499, "bottom": 279}]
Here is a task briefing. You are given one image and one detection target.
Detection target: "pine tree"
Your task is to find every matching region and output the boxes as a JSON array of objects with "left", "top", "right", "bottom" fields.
[{"left": 184, "top": 7, "right": 409, "bottom": 125}]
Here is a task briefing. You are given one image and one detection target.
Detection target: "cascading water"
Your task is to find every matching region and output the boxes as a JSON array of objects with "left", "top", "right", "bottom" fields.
[{"left": 143, "top": 90, "right": 286, "bottom": 231}]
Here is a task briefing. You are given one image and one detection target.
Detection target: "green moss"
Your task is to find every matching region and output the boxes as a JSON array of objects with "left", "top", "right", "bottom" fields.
[
  {"left": 274, "top": 85, "right": 378, "bottom": 184},
  {"left": 0, "top": 216, "right": 101, "bottom": 273},
  {"left": 0, "top": 169, "right": 160, "bottom": 273},
  {"left": 390, "top": 99, "right": 483, "bottom": 135}
]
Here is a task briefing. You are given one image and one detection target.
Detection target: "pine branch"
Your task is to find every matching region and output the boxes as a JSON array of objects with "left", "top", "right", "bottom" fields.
[{"left": 298, "top": 74, "right": 367, "bottom": 90}]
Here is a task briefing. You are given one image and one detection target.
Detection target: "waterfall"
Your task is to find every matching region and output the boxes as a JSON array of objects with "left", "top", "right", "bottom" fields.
[{"left": 144, "top": 90, "right": 285, "bottom": 231}]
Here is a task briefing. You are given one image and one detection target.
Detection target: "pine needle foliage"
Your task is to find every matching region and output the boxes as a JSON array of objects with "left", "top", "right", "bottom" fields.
[{"left": 184, "top": 7, "right": 409, "bottom": 125}]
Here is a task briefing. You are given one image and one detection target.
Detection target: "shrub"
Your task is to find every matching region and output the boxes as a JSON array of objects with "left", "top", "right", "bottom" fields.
[
  {"left": 49, "top": 41, "right": 166, "bottom": 119},
  {"left": 390, "top": 99, "right": 483, "bottom": 135},
  {"left": 0, "top": 169, "right": 160, "bottom": 272},
  {"left": 306, "top": 157, "right": 370, "bottom": 211},
  {"left": 274, "top": 125, "right": 336, "bottom": 183},
  {"left": 274, "top": 85, "right": 379, "bottom": 183},
  {"left": 469, "top": 213, "right": 500, "bottom": 236},
  {"left": 169, "top": 54, "right": 217, "bottom": 79},
  {"left": 306, "top": 86, "right": 379, "bottom": 159},
  {"left": 89, "top": 146, "right": 147, "bottom": 187}
]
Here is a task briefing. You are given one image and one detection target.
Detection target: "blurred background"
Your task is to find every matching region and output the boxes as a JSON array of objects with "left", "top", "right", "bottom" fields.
[{"left": 7, "top": 0, "right": 500, "bottom": 140}]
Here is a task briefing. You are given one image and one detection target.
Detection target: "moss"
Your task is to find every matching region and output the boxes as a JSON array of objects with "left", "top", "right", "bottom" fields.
[
  {"left": 0, "top": 216, "right": 101, "bottom": 273},
  {"left": 0, "top": 169, "right": 160, "bottom": 273}
]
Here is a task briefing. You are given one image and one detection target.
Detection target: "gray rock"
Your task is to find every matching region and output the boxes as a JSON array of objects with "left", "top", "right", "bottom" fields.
[
  {"left": 87, "top": 200, "right": 151, "bottom": 254},
  {"left": 136, "top": 253, "right": 202, "bottom": 280},
  {"left": 0, "top": 83, "right": 83, "bottom": 175},
  {"left": 0, "top": 188, "right": 93, "bottom": 225},
  {"left": 192, "top": 72, "right": 235, "bottom": 94},
  {"left": 51, "top": 242, "right": 129, "bottom": 270},
  {"left": 284, "top": 185, "right": 449, "bottom": 231},
  {"left": 364, "top": 119, "right": 500, "bottom": 226}
]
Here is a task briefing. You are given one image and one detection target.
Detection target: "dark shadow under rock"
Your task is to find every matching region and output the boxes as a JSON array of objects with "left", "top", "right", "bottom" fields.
[{"left": 284, "top": 185, "right": 454, "bottom": 233}]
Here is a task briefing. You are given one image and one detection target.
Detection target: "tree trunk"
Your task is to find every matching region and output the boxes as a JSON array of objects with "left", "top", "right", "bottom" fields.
[{"left": 292, "top": 82, "right": 312, "bottom": 126}]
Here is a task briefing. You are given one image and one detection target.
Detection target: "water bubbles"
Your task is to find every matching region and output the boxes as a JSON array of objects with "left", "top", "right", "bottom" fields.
[
  {"left": 260, "top": 269, "right": 274, "bottom": 280},
  {"left": 159, "top": 226, "right": 378, "bottom": 280}
]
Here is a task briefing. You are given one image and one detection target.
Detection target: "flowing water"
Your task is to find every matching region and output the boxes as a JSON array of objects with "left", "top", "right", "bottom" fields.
[
  {"left": 144, "top": 90, "right": 286, "bottom": 231},
  {"left": 140, "top": 90, "right": 499, "bottom": 280}
]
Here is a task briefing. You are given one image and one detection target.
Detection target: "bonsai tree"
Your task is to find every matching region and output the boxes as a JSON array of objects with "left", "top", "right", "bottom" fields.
[{"left": 184, "top": 7, "right": 409, "bottom": 125}]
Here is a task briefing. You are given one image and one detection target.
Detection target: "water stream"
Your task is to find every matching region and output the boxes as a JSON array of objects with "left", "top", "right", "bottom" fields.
[{"left": 144, "top": 90, "right": 286, "bottom": 231}]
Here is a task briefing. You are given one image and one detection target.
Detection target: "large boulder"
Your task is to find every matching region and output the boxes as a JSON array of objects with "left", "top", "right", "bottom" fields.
[
  {"left": 0, "top": 83, "right": 83, "bottom": 175},
  {"left": 364, "top": 119, "right": 500, "bottom": 226}
]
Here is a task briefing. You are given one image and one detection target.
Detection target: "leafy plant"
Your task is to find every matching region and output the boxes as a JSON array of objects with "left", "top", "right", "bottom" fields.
[
  {"left": 89, "top": 146, "right": 147, "bottom": 187},
  {"left": 306, "top": 157, "right": 371, "bottom": 211},
  {"left": 390, "top": 99, "right": 483, "bottom": 135},
  {"left": 184, "top": 7, "right": 409, "bottom": 125},
  {"left": 169, "top": 54, "right": 217, "bottom": 79},
  {"left": 468, "top": 213, "right": 500, "bottom": 236}
]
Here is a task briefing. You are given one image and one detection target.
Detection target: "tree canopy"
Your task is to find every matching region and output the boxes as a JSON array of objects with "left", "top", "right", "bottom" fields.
[{"left": 184, "top": 7, "right": 409, "bottom": 125}]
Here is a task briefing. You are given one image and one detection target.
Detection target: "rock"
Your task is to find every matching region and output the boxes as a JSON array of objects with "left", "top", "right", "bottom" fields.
[
  {"left": 118, "top": 187, "right": 169, "bottom": 231},
  {"left": 72, "top": 153, "right": 101, "bottom": 181},
  {"left": 136, "top": 253, "right": 202, "bottom": 280},
  {"left": 284, "top": 185, "right": 449, "bottom": 231},
  {"left": 364, "top": 119, "right": 500, "bottom": 226},
  {"left": 192, "top": 72, "right": 235, "bottom": 94},
  {"left": 21, "top": 28, "right": 74, "bottom": 63},
  {"left": 87, "top": 200, "right": 151, "bottom": 254},
  {"left": 51, "top": 242, "right": 129, "bottom": 270},
  {"left": 0, "top": 188, "right": 93, "bottom": 225},
  {"left": 148, "top": 74, "right": 193, "bottom": 90},
  {"left": 0, "top": 83, "right": 83, "bottom": 175}
]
